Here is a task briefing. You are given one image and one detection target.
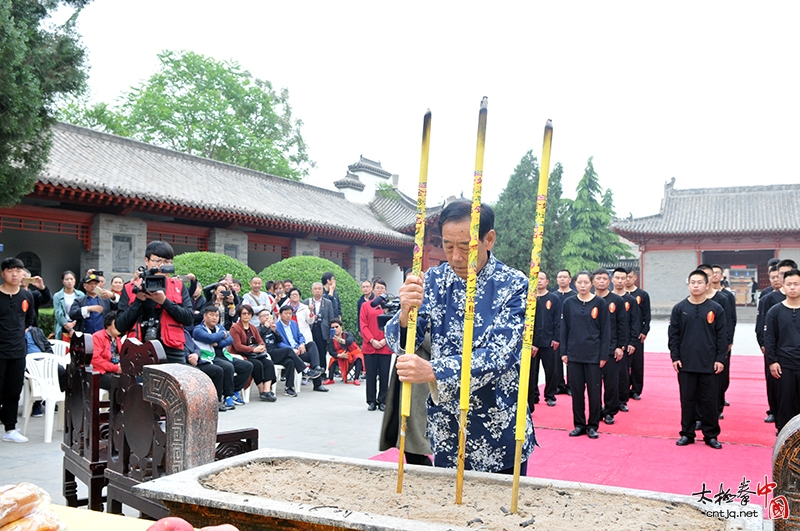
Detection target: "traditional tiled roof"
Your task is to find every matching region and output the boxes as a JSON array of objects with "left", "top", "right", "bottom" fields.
[
  {"left": 333, "top": 172, "right": 365, "bottom": 191},
  {"left": 611, "top": 179, "right": 800, "bottom": 237},
  {"left": 348, "top": 155, "right": 392, "bottom": 179},
  {"left": 42, "top": 123, "right": 412, "bottom": 246},
  {"left": 370, "top": 189, "right": 445, "bottom": 233}
]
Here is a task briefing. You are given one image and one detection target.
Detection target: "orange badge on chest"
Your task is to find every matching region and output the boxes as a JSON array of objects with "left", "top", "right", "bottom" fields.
[
  {"left": 625, "top": 301, "right": 630, "bottom": 311},
  {"left": 21, "top": 299, "right": 29, "bottom": 313},
  {"left": 707, "top": 311, "right": 715, "bottom": 324},
  {"left": 546, "top": 300, "right": 552, "bottom": 310},
  {"left": 591, "top": 307, "right": 599, "bottom": 319},
  {"left": 609, "top": 302, "right": 616, "bottom": 313},
  {"left": 636, "top": 296, "right": 642, "bottom": 305}
]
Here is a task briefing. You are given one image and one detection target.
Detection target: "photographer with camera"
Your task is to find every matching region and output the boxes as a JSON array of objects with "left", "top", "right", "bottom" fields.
[
  {"left": 360, "top": 278, "right": 392, "bottom": 411},
  {"left": 115, "top": 241, "right": 194, "bottom": 364}
]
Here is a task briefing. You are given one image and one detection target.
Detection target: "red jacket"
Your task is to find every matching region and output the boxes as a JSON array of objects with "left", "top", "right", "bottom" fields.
[
  {"left": 360, "top": 302, "right": 392, "bottom": 355},
  {"left": 91, "top": 329, "right": 123, "bottom": 375},
  {"left": 228, "top": 320, "right": 265, "bottom": 356}
]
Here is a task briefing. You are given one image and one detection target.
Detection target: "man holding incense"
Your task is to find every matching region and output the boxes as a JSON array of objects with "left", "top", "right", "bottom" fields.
[{"left": 385, "top": 200, "right": 534, "bottom": 474}]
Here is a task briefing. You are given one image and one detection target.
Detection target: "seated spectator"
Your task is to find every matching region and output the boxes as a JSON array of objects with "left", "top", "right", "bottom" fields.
[
  {"left": 277, "top": 304, "right": 327, "bottom": 392},
  {"left": 257, "top": 309, "right": 321, "bottom": 397},
  {"left": 185, "top": 274, "right": 205, "bottom": 332},
  {"left": 69, "top": 273, "right": 113, "bottom": 334},
  {"left": 24, "top": 326, "right": 59, "bottom": 418},
  {"left": 90, "top": 312, "right": 123, "bottom": 391},
  {"left": 324, "top": 318, "right": 363, "bottom": 386},
  {"left": 53, "top": 270, "right": 83, "bottom": 341},
  {"left": 183, "top": 329, "right": 227, "bottom": 412},
  {"left": 284, "top": 287, "right": 315, "bottom": 342},
  {"left": 229, "top": 305, "right": 277, "bottom": 402},
  {"left": 193, "top": 306, "right": 253, "bottom": 410}
]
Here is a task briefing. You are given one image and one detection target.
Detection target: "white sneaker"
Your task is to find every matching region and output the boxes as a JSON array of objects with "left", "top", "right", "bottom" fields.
[{"left": 3, "top": 430, "right": 28, "bottom": 443}]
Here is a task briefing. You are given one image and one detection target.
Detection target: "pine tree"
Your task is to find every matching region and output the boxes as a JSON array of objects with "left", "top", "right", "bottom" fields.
[
  {"left": 561, "top": 157, "right": 631, "bottom": 273},
  {"left": 493, "top": 151, "right": 566, "bottom": 280}
]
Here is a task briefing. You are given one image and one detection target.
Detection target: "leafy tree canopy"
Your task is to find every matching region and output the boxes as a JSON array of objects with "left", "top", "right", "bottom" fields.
[
  {"left": 493, "top": 151, "right": 567, "bottom": 286},
  {"left": 59, "top": 50, "right": 314, "bottom": 180},
  {"left": 0, "top": 0, "right": 89, "bottom": 206},
  {"left": 561, "top": 157, "right": 632, "bottom": 273},
  {"left": 258, "top": 256, "right": 361, "bottom": 339}
]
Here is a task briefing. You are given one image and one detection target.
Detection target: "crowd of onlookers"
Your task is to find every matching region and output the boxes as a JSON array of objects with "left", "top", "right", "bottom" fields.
[{"left": 0, "top": 241, "right": 397, "bottom": 443}]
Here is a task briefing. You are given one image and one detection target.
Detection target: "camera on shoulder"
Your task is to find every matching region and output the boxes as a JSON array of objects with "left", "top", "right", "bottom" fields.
[{"left": 132, "top": 264, "right": 174, "bottom": 294}]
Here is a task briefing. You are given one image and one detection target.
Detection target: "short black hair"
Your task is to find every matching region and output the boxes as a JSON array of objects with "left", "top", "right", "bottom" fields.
[
  {"left": 322, "top": 272, "right": 335, "bottom": 285},
  {"left": 373, "top": 278, "right": 386, "bottom": 289},
  {"left": 238, "top": 304, "right": 254, "bottom": 317},
  {"left": 768, "top": 258, "right": 781, "bottom": 267},
  {"left": 624, "top": 267, "right": 635, "bottom": 275},
  {"left": 279, "top": 304, "right": 293, "bottom": 314},
  {"left": 1, "top": 257, "right": 24, "bottom": 271},
  {"left": 783, "top": 269, "right": 800, "bottom": 281},
  {"left": 769, "top": 265, "right": 779, "bottom": 273},
  {"left": 203, "top": 305, "right": 220, "bottom": 315},
  {"left": 777, "top": 259, "right": 798, "bottom": 270},
  {"left": 330, "top": 318, "right": 342, "bottom": 327},
  {"left": 575, "top": 270, "right": 593, "bottom": 282},
  {"left": 61, "top": 270, "right": 76, "bottom": 280},
  {"left": 438, "top": 200, "right": 494, "bottom": 241},
  {"left": 264, "top": 280, "right": 274, "bottom": 291},
  {"left": 557, "top": 269, "right": 571, "bottom": 277},
  {"left": 591, "top": 268, "right": 609, "bottom": 278},
  {"left": 697, "top": 263, "right": 713, "bottom": 273},
  {"left": 145, "top": 241, "right": 174, "bottom": 260},
  {"left": 256, "top": 308, "right": 270, "bottom": 316},
  {"left": 103, "top": 311, "right": 118, "bottom": 328},
  {"left": 689, "top": 269, "right": 708, "bottom": 283},
  {"left": 287, "top": 287, "right": 301, "bottom": 297},
  {"left": 232, "top": 279, "right": 242, "bottom": 288},
  {"left": 612, "top": 267, "right": 627, "bottom": 276}
]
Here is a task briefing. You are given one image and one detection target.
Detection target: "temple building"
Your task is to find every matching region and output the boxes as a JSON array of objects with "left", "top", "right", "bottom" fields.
[
  {"left": 611, "top": 178, "right": 800, "bottom": 315},
  {"left": 0, "top": 123, "right": 445, "bottom": 290}
]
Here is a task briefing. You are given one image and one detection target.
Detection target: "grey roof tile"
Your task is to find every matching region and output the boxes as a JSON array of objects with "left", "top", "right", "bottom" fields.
[
  {"left": 44, "top": 123, "right": 412, "bottom": 244},
  {"left": 611, "top": 181, "right": 800, "bottom": 236},
  {"left": 369, "top": 189, "right": 445, "bottom": 233}
]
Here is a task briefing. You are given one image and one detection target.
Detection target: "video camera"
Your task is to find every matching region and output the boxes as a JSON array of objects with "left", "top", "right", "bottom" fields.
[
  {"left": 371, "top": 293, "right": 401, "bottom": 330},
  {"left": 132, "top": 264, "right": 174, "bottom": 294}
]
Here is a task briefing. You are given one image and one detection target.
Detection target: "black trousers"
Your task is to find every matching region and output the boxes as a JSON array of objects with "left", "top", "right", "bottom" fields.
[
  {"left": 529, "top": 346, "right": 558, "bottom": 410},
  {"left": 213, "top": 353, "right": 253, "bottom": 397},
  {"left": 311, "top": 322, "right": 328, "bottom": 374},
  {"left": 568, "top": 361, "right": 602, "bottom": 431},
  {"left": 718, "top": 352, "right": 731, "bottom": 413},
  {"left": 268, "top": 347, "right": 305, "bottom": 386},
  {"left": 776, "top": 366, "right": 800, "bottom": 432},
  {"left": 629, "top": 340, "right": 644, "bottom": 396},
  {"left": 618, "top": 352, "right": 631, "bottom": 405},
  {"left": 0, "top": 357, "right": 26, "bottom": 432},
  {"left": 246, "top": 355, "right": 277, "bottom": 385},
  {"left": 194, "top": 362, "right": 224, "bottom": 400},
  {"left": 678, "top": 371, "right": 719, "bottom": 440},
  {"left": 601, "top": 355, "right": 620, "bottom": 416},
  {"left": 299, "top": 342, "right": 323, "bottom": 387},
  {"left": 764, "top": 355, "right": 779, "bottom": 416},
  {"left": 365, "top": 353, "right": 391, "bottom": 406}
]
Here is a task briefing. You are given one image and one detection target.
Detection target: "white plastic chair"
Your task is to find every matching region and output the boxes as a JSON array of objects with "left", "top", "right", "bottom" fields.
[
  {"left": 274, "top": 364, "right": 303, "bottom": 394},
  {"left": 48, "top": 339, "right": 70, "bottom": 366},
  {"left": 22, "top": 353, "right": 66, "bottom": 443}
]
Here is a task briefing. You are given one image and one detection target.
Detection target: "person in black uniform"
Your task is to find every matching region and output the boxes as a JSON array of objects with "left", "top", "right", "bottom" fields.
[
  {"left": 592, "top": 268, "right": 627, "bottom": 425},
  {"left": 698, "top": 264, "right": 735, "bottom": 419},
  {"left": 553, "top": 269, "right": 575, "bottom": 396},
  {"left": 765, "top": 268, "right": 800, "bottom": 434},
  {"left": 612, "top": 267, "right": 639, "bottom": 413},
  {"left": 562, "top": 271, "right": 610, "bottom": 439},
  {"left": 625, "top": 268, "right": 650, "bottom": 401},
  {"left": 670, "top": 269, "right": 727, "bottom": 449},
  {"left": 529, "top": 271, "right": 562, "bottom": 410},
  {"left": 711, "top": 264, "right": 736, "bottom": 412}
]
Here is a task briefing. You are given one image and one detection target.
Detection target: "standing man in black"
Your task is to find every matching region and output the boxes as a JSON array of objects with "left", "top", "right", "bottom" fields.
[
  {"left": 321, "top": 272, "right": 342, "bottom": 320},
  {"left": 764, "top": 268, "right": 800, "bottom": 434},
  {"left": 612, "top": 267, "right": 639, "bottom": 413},
  {"left": 625, "top": 267, "right": 650, "bottom": 401},
  {"left": 307, "top": 282, "right": 335, "bottom": 382},
  {"left": 115, "top": 241, "right": 194, "bottom": 364},
  {"left": 698, "top": 264, "right": 735, "bottom": 419},
  {"left": 593, "top": 268, "right": 627, "bottom": 425},
  {"left": 670, "top": 269, "right": 726, "bottom": 449},
  {"left": 529, "top": 271, "right": 561, "bottom": 410},
  {"left": 562, "top": 271, "right": 610, "bottom": 439},
  {"left": 553, "top": 269, "right": 575, "bottom": 396}
]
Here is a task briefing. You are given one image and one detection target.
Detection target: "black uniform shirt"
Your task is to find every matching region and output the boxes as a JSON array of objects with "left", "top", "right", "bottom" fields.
[
  {"left": 764, "top": 303, "right": 800, "bottom": 370},
  {"left": 561, "top": 295, "right": 611, "bottom": 364},
  {"left": 532, "top": 291, "right": 561, "bottom": 348},
  {"left": 668, "top": 298, "right": 727, "bottom": 373}
]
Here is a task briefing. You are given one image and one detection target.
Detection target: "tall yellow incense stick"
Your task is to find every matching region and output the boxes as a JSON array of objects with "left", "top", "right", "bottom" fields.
[
  {"left": 511, "top": 119, "right": 554, "bottom": 513},
  {"left": 397, "top": 109, "right": 431, "bottom": 494},
  {"left": 455, "top": 96, "right": 488, "bottom": 505}
]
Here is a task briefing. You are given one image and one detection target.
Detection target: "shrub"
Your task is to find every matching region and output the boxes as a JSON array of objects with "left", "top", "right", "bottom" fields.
[
  {"left": 38, "top": 307, "right": 55, "bottom": 338},
  {"left": 173, "top": 252, "right": 257, "bottom": 288},
  {"left": 258, "top": 257, "right": 362, "bottom": 338}
]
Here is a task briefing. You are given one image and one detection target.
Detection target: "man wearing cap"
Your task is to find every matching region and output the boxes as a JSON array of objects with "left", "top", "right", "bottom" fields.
[{"left": 68, "top": 273, "right": 113, "bottom": 335}]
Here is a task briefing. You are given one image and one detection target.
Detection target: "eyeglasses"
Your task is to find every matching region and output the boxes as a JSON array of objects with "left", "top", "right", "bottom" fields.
[{"left": 147, "top": 257, "right": 173, "bottom": 266}]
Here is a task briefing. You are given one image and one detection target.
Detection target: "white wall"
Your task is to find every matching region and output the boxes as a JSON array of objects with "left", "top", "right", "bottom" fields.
[{"left": 373, "top": 262, "right": 404, "bottom": 296}]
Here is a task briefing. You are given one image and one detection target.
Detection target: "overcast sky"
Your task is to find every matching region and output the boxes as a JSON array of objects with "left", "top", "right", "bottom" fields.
[{"left": 59, "top": 1, "right": 800, "bottom": 218}]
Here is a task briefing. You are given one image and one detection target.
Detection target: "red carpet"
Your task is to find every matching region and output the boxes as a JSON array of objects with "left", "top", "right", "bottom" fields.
[{"left": 371, "top": 352, "right": 775, "bottom": 499}]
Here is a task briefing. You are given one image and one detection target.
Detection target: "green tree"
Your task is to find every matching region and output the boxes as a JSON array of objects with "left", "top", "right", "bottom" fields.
[
  {"left": 258, "top": 257, "right": 361, "bottom": 339},
  {"left": 0, "top": 0, "right": 89, "bottom": 206},
  {"left": 561, "top": 157, "right": 632, "bottom": 272},
  {"left": 493, "top": 151, "right": 566, "bottom": 281},
  {"left": 59, "top": 50, "right": 314, "bottom": 180}
]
